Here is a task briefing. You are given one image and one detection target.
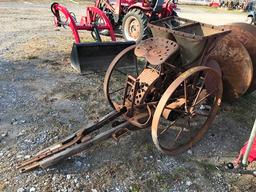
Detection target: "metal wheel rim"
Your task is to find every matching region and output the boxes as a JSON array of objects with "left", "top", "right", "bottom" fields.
[
  {"left": 151, "top": 66, "right": 223, "bottom": 155},
  {"left": 124, "top": 16, "right": 140, "bottom": 41},
  {"left": 104, "top": 44, "right": 143, "bottom": 109}
]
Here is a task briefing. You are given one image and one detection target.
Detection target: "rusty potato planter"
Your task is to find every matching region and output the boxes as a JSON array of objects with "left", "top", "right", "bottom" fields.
[{"left": 18, "top": 17, "right": 256, "bottom": 172}]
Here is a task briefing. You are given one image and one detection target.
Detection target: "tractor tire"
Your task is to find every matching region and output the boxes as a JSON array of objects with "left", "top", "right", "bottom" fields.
[{"left": 122, "top": 8, "right": 148, "bottom": 42}]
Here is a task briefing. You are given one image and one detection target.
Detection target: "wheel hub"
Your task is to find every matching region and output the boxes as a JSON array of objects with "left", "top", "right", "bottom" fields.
[{"left": 128, "top": 17, "right": 140, "bottom": 39}]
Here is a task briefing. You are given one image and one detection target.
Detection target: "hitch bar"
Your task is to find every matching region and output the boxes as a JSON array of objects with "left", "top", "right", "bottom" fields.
[{"left": 17, "top": 107, "right": 128, "bottom": 172}]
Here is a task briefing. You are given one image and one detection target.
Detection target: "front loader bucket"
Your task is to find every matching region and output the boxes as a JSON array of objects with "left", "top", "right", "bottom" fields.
[{"left": 71, "top": 41, "right": 135, "bottom": 73}]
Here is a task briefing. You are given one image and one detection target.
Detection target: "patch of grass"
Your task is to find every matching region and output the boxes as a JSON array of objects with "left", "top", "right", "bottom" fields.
[
  {"left": 195, "top": 160, "right": 217, "bottom": 172},
  {"left": 227, "top": 94, "right": 256, "bottom": 127},
  {"left": 25, "top": 55, "right": 39, "bottom": 60},
  {"left": 154, "top": 173, "right": 168, "bottom": 182},
  {"left": 129, "top": 183, "right": 141, "bottom": 192},
  {"left": 143, "top": 173, "right": 170, "bottom": 191},
  {"left": 49, "top": 117, "right": 67, "bottom": 130},
  {"left": 63, "top": 93, "right": 76, "bottom": 100},
  {"left": 68, "top": 118, "right": 79, "bottom": 125},
  {"left": 170, "top": 167, "right": 192, "bottom": 180},
  {"left": 143, "top": 143, "right": 155, "bottom": 153},
  {"left": 59, "top": 108, "right": 70, "bottom": 113},
  {"left": 43, "top": 59, "right": 61, "bottom": 66}
]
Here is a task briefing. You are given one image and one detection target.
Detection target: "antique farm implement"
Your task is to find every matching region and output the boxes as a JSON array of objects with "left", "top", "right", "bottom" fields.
[
  {"left": 50, "top": 0, "right": 177, "bottom": 72},
  {"left": 18, "top": 17, "right": 256, "bottom": 172}
]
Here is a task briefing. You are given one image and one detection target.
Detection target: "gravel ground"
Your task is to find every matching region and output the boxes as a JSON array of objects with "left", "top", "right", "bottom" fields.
[{"left": 0, "top": 1, "right": 256, "bottom": 192}]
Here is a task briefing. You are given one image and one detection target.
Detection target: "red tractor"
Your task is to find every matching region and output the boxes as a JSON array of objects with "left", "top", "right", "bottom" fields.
[
  {"left": 95, "top": 0, "right": 177, "bottom": 41},
  {"left": 51, "top": 0, "right": 177, "bottom": 43}
]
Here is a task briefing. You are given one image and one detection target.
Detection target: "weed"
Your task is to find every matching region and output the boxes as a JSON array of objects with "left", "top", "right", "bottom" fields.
[
  {"left": 170, "top": 167, "right": 191, "bottom": 180},
  {"left": 195, "top": 160, "right": 217, "bottom": 172},
  {"left": 227, "top": 94, "right": 256, "bottom": 127},
  {"left": 26, "top": 55, "right": 39, "bottom": 60},
  {"left": 129, "top": 183, "right": 141, "bottom": 192}
]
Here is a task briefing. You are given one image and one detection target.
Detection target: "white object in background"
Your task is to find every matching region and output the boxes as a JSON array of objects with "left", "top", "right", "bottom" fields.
[{"left": 242, "top": 118, "right": 256, "bottom": 166}]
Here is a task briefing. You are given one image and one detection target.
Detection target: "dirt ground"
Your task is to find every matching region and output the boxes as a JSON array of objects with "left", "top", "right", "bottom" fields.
[{"left": 0, "top": 0, "right": 256, "bottom": 192}]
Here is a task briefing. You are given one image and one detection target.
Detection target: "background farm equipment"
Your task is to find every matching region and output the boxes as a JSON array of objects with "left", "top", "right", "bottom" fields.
[
  {"left": 247, "top": 0, "right": 256, "bottom": 24},
  {"left": 51, "top": 0, "right": 177, "bottom": 73},
  {"left": 94, "top": 0, "right": 177, "bottom": 41},
  {"left": 18, "top": 17, "right": 256, "bottom": 172},
  {"left": 51, "top": 2, "right": 135, "bottom": 72}
]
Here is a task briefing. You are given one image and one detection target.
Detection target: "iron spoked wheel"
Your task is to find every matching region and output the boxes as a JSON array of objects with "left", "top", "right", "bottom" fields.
[
  {"left": 151, "top": 66, "right": 223, "bottom": 155},
  {"left": 122, "top": 8, "right": 148, "bottom": 42},
  {"left": 103, "top": 45, "right": 145, "bottom": 109}
]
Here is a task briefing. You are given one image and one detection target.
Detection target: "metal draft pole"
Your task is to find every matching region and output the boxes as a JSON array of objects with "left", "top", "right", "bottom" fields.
[{"left": 242, "top": 118, "right": 256, "bottom": 166}]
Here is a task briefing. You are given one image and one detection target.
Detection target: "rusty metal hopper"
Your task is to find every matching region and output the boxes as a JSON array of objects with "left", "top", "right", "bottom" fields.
[
  {"left": 149, "top": 17, "right": 255, "bottom": 100},
  {"left": 149, "top": 17, "right": 230, "bottom": 66}
]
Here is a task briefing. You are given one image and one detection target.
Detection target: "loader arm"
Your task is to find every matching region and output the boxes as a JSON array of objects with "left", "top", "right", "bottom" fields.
[{"left": 51, "top": 2, "right": 116, "bottom": 43}]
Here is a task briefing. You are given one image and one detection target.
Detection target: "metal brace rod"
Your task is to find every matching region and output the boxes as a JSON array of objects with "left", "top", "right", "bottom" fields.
[{"left": 242, "top": 118, "right": 256, "bottom": 166}]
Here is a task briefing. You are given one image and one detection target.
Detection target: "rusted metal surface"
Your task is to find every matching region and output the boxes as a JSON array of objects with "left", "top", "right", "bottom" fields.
[
  {"left": 222, "top": 23, "right": 256, "bottom": 94},
  {"left": 149, "top": 17, "right": 230, "bottom": 41},
  {"left": 148, "top": 17, "right": 231, "bottom": 66},
  {"left": 206, "top": 35, "right": 253, "bottom": 100}
]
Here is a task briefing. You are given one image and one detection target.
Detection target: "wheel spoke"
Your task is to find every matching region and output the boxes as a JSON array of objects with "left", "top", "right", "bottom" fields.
[
  {"left": 174, "top": 126, "right": 184, "bottom": 142},
  {"left": 191, "top": 89, "right": 216, "bottom": 107},
  {"left": 114, "top": 68, "right": 128, "bottom": 76},
  {"left": 164, "top": 106, "right": 186, "bottom": 114},
  {"left": 187, "top": 116, "right": 194, "bottom": 141},
  {"left": 195, "top": 111, "right": 209, "bottom": 117},
  {"left": 173, "top": 107, "right": 192, "bottom": 143},
  {"left": 184, "top": 80, "right": 188, "bottom": 113},
  {"left": 187, "top": 116, "right": 191, "bottom": 130},
  {"left": 160, "top": 121, "right": 175, "bottom": 135},
  {"left": 192, "top": 74, "right": 207, "bottom": 107},
  {"left": 109, "top": 87, "right": 125, "bottom": 95},
  {"left": 134, "top": 56, "right": 139, "bottom": 76}
]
